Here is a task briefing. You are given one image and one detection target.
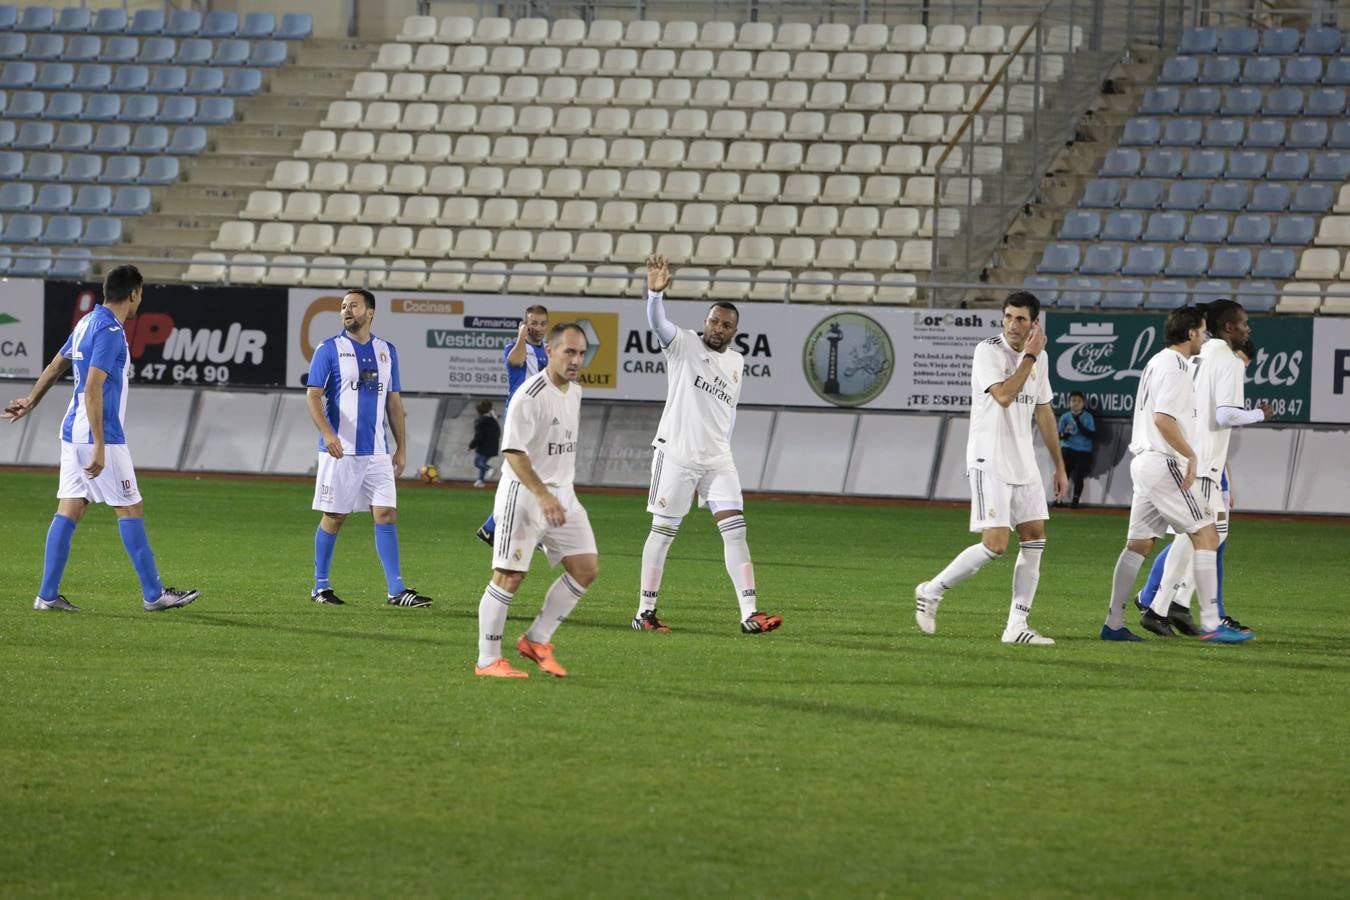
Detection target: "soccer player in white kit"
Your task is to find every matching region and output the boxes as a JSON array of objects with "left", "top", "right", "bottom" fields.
[
  {"left": 3, "top": 265, "right": 199, "bottom": 612},
  {"left": 1100, "top": 306, "right": 1252, "bottom": 644},
  {"left": 306, "top": 289, "right": 431, "bottom": 608},
  {"left": 632, "top": 255, "right": 782, "bottom": 635},
  {"left": 914, "top": 291, "right": 1069, "bottom": 644},
  {"left": 474, "top": 323, "right": 599, "bottom": 678}
]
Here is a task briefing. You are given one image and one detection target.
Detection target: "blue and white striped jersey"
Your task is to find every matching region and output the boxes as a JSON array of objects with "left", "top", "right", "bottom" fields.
[
  {"left": 59, "top": 304, "right": 130, "bottom": 445},
  {"left": 308, "top": 332, "right": 401, "bottom": 456},
  {"left": 503, "top": 339, "right": 549, "bottom": 408}
]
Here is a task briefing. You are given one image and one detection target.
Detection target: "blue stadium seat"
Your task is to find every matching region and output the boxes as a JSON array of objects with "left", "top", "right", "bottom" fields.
[
  {"left": 64, "top": 34, "right": 100, "bottom": 62},
  {"left": 23, "top": 151, "right": 61, "bottom": 180},
  {"left": 1268, "top": 151, "right": 1310, "bottom": 180},
  {"left": 13, "top": 121, "right": 53, "bottom": 149},
  {"left": 1161, "top": 118, "right": 1202, "bottom": 147},
  {"left": 1143, "top": 279, "right": 1188, "bottom": 310},
  {"left": 1183, "top": 149, "right": 1225, "bottom": 179},
  {"left": 0, "top": 150, "right": 19, "bottom": 179},
  {"left": 33, "top": 61, "right": 72, "bottom": 89},
  {"left": 1142, "top": 149, "right": 1184, "bottom": 179},
  {"left": 1258, "top": 27, "right": 1300, "bottom": 55},
  {"left": 1239, "top": 56, "right": 1280, "bottom": 84},
  {"left": 149, "top": 65, "right": 188, "bottom": 92},
  {"left": 128, "top": 9, "right": 166, "bottom": 36},
  {"left": 51, "top": 247, "right": 92, "bottom": 279},
  {"left": 1209, "top": 247, "right": 1251, "bottom": 278},
  {"left": 1226, "top": 150, "right": 1268, "bottom": 180},
  {"left": 1165, "top": 245, "right": 1209, "bottom": 277},
  {"left": 111, "top": 185, "right": 151, "bottom": 216},
  {"left": 0, "top": 182, "right": 33, "bottom": 210},
  {"left": 1180, "top": 87, "right": 1220, "bottom": 115},
  {"left": 7, "top": 88, "right": 42, "bottom": 116},
  {"left": 158, "top": 95, "right": 195, "bottom": 123},
  {"left": 112, "top": 64, "right": 149, "bottom": 91},
  {"left": 1187, "top": 213, "right": 1229, "bottom": 243},
  {"left": 1101, "top": 278, "right": 1145, "bottom": 309},
  {"left": 1228, "top": 214, "right": 1271, "bottom": 244},
  {"left": 1311, "top": 152, "right": 1350, "bottom": 182},
  {"left": 61, "top": 154, "right": 100, "bottom": 181},
  {"left": 31, "top": 183, "right": 72, "bottom": 213},
  {"left": 222, "top": 68, "right": 261, "bottom": 95},
  {"left": 1121, "top": 244, "right": 1166, "bottom": 277},
  {"left": 210, "top": 39, "right": 249, "bottom": 66},
  {"left": 1262, "top": 86, "right": 1303, "bottom": 115},
  {"left": 1325, "top": 58, "right": 1350, "bottom": 86},
  {"left": 56, "top": 7, "right": 90, "bottom": 31},
  {"left": 0, "top": 120, "right": 14, "bottom": 147},
  {"left": 202, "top": 11, "right": 239, "bottom": 38},
  {"left": 141, "top": 36, "right": 175, "bottom": 65},
  {"left": 101, "top": 155, "right": 141, "bottom": 183},
  {"left": 1220, "top": 87, "right": 1261, "bottom": 116},
  {"left": 90, "top": 123, "right": 131, "bottom": 153},
  {"left": 0, "top": 5, "right": 16, "bottom": 31},
  {"left": 92, "top": 9, "right": 128, "bottom": 34},
  {"left": 1287, "top": 120, "right": 1329, "bottom": 149},
  {"left": 1290, "top": 182, "right": 1334, "bottom": 213},
  {"left": 1283, "top": 56, "right": 1323, "bottom": 85},
  {"left": 18, "top": 6, "right": 55, "bottom": 31},
  {"left": 187, "top": 67, "right": 225, "bottom": 93},
  {"left": 1217, "top": 26, "right": 1258, "bottom": 55},
  {"left": 240, "top": 13, "right": 276, "bottom": 39},
  {"left": 10, "top": 248, "right": 53, "bottom": 276},
  {"left": 73, "top": 63, "right": 110, "bottom": 90},
  {"left": 1198, "top": 56, "right": 1239, "bottom": 84},
  {"left": 98, "top": 34, "right": 137, "bottom": 63},
  {"left": 1120, "top": 179, "right": 1164, "bottom": 209},
  {"left": 82, "top": 93, "right": 120, "bottom": 121},
  {"left": 1306, "top": 88, "right": 1347, "bottom": 117},
  {"left": 121, "top": 94, "right": 159, "bottom": 122},
  {"left": 1117, "top": 118, "right": 1161, "bottom": 147},
  {"left": 278, "top": 14, "right": 314, "bottom": 40},
  {"left": 1138, "top": 86, "right": 1180, "bottom": 115},
  {"left": 82, "top": 217, "right": 123, "bottom": 245},
  {"left": 1244, "top": 118, "right": 1285, "bottom": 148},
  {"left": 1179, "top": 26, "right": 1217, "bottom": 54},
  {"left": 1202, "top": 118, "right": 1243, "bottom": 147},
  {"left": 1159, "top": 56, "right": 1199, "bottom": 84},
  {"left": 1022, "top": 275, "right": 1060, "bottom": 304},
  {"left": 1330, "top": 122, "right": 1350, "bottom": 149},
  {"left": 196, "top": 96, "right": 233, "bottom": 124},
  {"left": 1080, "top": 179, "right": 1120, "bottom": 208},
  {"left": 1234, "top": 281, "right": 1276, "bottom": 313},
  {"left": 0, "top": 212, "right": 40, "bottom": 241},
  {"left": 0, "top": 61, "right": 36, "bottom": 87},
  {"left": 1037, "top": 243, "right": 1081, "bottom": 274},
  {"left": 1248, "top": 183, "right": 1290, "bottom": 212},
  {"left": 51, "top": 122, "right": 92, "bottom": 152},
  {"left": 41, "top": 215, "right": 82, "bottom": 244},
  {"left": 1060, "top": 277, "right": 1103, "bottom": 308},
  {"left": 249, "top": 41, "right": 287, "bottom": 67},
  {"left": 69, "top": 184, "right": 111, "bottom": 213},
  {"left": 174, "top": 38, "right": 211, "bottom": 66},
  {"left": 1193, "top": 280, "right": 1233, "bottom": 303},
  {"left": 140, "top": 155, "right": 180, "bottom": 184},
  {"left": 1301, "top": 26, "right": 1341, "bottom": 55},
  {"left": 168, "top": 125, "right": 206, "bottom": 154},
  {"left": 1100, "top": 148, "right": 1141, "bottom": 176},
  {"left": 1252, "top": 247, "right": 1296, "bottom": 279},
  {"left": 1101, "top": 210, "right": 1144, "bottom": 241},
  {"left": 0, "top": 32, "right": 24, "bottom": 58},
  {"left": 1080, "top": 244, "right": 1123, "bottom": 275},
  {"left": 165, "top": 10, "right": 203, "bottom": 37},
  {"left": 130, "top": 124, "right": 168, "bottom": 153},
  {"left": 1144, "top": 211, "right": 1186, "bottom": 241},
  {"left": 1271, "top": 214, "right": 1315, "bottom": 245}
]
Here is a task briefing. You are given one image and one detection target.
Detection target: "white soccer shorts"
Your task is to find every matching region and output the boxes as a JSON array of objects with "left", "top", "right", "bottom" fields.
[
  {"left": 57, "top": 440, "right": 142, "bottom": 506},
  {"left": 967, "top": 467, "right": 1049, "bottom": 532},
  {"left": 492, "top": 481, "right": 597, "bottom": 572},
  {"left": 312, "top": 452, "right": 398, "bottom": 514},
  {"left": 1127, "top": 454, "right": 1217, "bottom": 540},
  {"left": 646, "top": 450, "right": 744, "bottom": 517}
]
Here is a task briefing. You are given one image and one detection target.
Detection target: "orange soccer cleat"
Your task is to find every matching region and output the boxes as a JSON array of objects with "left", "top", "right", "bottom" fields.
[
  {"left": 516, "top": 634, "right": 568, "bottom": 678},
  {"left": 474, "top": 658, "right": 529, "bottom": 678}
]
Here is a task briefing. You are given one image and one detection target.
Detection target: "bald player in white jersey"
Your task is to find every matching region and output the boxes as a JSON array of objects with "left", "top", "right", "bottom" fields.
[
  {"left": 632, "top": 255, "right": 782, "bottom": 635},
  {"left": 474, "top": 323, "right": 599, "bottom": 678},
  {"left": 914, "top": 291, "right": 1069, "bottom": 644},
  {"left": 1100, "top": 305, "right": 1251, "bottom": 644}
]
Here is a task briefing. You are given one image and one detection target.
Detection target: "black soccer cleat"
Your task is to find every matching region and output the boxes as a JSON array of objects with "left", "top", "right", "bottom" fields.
[
  {"left": 1221, "top": 615, "right": 1252, "bottom": 634},
  {"left": 311, "top": 588, "right": 345, "bottom": 606},
  {"left": 388, "top": 588, "right": 432, "bottom": 608},
  {"left": 1140, "top": 608, "right": 1175, "bottom": 638},
  {"left": 474, "top": 526, "right": 494, "bottom": 547},
  {"left": 632, "top": 609, "right": 672, "bottom": 633},
  {"left": 1133, "top": 592, "right": 1149, "bottom": 614},
  {"left": 1167, "top": 602, "right": 1201, "bottom": 637},
  {"left": 740, "top": 611, "right": 782, "bottom": 634}
]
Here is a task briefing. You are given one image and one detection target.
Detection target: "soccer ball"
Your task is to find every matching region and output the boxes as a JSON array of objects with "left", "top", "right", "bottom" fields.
[{"left": 418, "top": 464, "right": 438, "bottom": 483}]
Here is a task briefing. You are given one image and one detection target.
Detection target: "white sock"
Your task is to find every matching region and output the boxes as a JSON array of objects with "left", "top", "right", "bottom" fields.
[
  {"left": 1008, "top": 539, "right": 1044, "bottom": 630},
  {"left": 1153, "top": 533, "right": 1194, "bottom": 615},
  {"left": 476, "top": 583, "right": 513, "bottom": 668},
  {"left": 1193, "top": 550, "right": 1221, "bottom": 631},
  {"left": 638, "top": 518, "right": 679, "bottom": 615},
  {"left": 526, "top": 572, "right": 586, "bottom": 644},
  {"left": 718, "top": 515, "right": 758, "bottom": 620},
  {"left": 931, "top": 543, "right": 1002, "bottom": 596},
  {"left": 1106, "top": 549, "right": 1146, "bottom": 629}
]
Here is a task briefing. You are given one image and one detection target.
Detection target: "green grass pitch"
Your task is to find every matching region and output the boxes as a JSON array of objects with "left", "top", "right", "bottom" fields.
[{"left": 1, "top": 469, "right": 1347, "bottom": 898}]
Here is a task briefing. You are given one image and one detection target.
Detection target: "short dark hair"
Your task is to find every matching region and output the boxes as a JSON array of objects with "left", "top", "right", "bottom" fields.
[
  {"left": 1069, "top": 391, "right": 1086, "bottom": 400},
  {"left": 1164, "top": 305, "right": 1206, "bottom": 345},
  {"left": 1004, "top": 290, "right": 1041, "bottom": 321},
  {"left": 548, "top": 322, "right": 586, "bottom": 346},
  {"left": 102, "top": 265, "right": 143, "bottom": 304},
  {"left": 475, "top": 399, "right": 493, "bottom": 415},
  {"left": 525, "top": 304, "right": 549, "bottom": 318},
  {"left": 707, "top": 301, "right": 739, "bottom": 322},
  {"left": 343, "top": 288, "right": 376, "bottom": 312},
  {"left": 1200, "top": 298, "right": 1244, "bottom": 337}
]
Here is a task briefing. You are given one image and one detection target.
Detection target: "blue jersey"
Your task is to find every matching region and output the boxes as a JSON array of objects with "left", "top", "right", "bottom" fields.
[
  {"left": 308, "top": 332, "right": 401, "bottom": 456},
  {"left": 1057, "top": 410, "right": 1096, "bottom": 453},
  {"left": 503, "top": 339, "right": 548, "bottom": 407},
  {"left": 59, "top": 304, "right": 130, "bottom": 445}
]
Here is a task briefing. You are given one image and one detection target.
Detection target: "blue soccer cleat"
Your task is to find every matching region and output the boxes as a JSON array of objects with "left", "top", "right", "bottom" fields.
[
  {"left": 1198, "top": 623, "right": 1254, "bottom": 644},
  {"left": 1100, "top": 624, "right": 1144, "bottom": 642}
]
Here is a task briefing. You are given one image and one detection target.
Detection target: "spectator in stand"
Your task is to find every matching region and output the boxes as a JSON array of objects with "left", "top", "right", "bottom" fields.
[
  {"left": 469, "top": 399, "right": 501, "bottom": 488},
  {"left": 1057, "top": 391, "right": 1096, "bottom": 508}
]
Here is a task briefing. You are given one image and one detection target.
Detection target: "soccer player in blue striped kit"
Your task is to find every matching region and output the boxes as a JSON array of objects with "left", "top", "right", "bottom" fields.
[
  {"left": 305, "top": 289, "right": 431, "bottom": 608},
  {"left": 4, "top": 265, "right": 199, "bottom": 612}
]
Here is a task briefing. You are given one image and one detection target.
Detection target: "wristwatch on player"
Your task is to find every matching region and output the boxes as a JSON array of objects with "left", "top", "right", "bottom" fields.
[{"left": 1023, "top": 353, "right": 1037, "bottom": 365}]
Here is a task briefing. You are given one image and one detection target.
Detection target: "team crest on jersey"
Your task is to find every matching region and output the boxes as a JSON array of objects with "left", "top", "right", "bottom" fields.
[
  {"left": 658, "top": 497, "right": 667, "bottom": 509},
  {"left": 512, "top": 548, "right": 523, "bottom": 562},
  {"left": 732, "top": 370, "right": 739, "bottom": 383},
  {"left": 379, "top": 351, "right": 388, "bottom": 364}
]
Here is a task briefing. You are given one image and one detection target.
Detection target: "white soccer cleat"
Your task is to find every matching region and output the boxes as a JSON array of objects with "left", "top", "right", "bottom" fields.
[
  {"left": 914, "top": 582, "right": 941, "bottom": 635},
  {"left": 1002, "top": 627, "right": 1055, "bottom": 645}
]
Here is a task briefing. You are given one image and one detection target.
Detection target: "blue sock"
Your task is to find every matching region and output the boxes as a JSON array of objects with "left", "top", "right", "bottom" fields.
[
  {"left": 314, "top": 526, "right": 338, "bottom": 593},
  {"left": 374, "top": 523, "right": 405, "bottom": 596},
  {"left": 1139, "top": 542, "right": 1170, "bottom": 610},
  {"left": 118, "top": 517, "right": 163, "bottom": 603},
  {"left": 38, "top": 514, "right": 77, "bottom": 601},
  {"left": 481, "top": 513, "right": 495, "bottom": 537},
  {"left": 1215, "top": 540, "right": 1227, "bottom": 618}
]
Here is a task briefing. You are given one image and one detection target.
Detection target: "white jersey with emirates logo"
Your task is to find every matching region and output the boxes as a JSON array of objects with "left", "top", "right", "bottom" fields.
[
  {"left": 1192, "top": 338, "right": 1244, "bottom": 481},
  {"left": 652, "top": 328, "right": 743, "bottom": 467},
  {"left": 499, "top": 371, "right": 582, "bottom": 489},
  {"left": 966, "top": 334, "right": 1052, "bottom": 485},
  {"left": 1130, "top": 348, "right": 1198, "bottom": 462}
]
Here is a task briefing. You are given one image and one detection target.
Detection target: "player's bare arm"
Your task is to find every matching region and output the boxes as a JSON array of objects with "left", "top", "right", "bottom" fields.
[
  {"left": 503, "top": 450, "right": 566, "bottom": 527},
  {"left": 1153, "top": 412, "right": 1199, "bottom": 490},
  {"left": 3, "top": 353, "right": 72, "bottom": 422},
  {"left": 82, "top": 366, "right": 108, "bottom": 478},
  {"left": 387, "top": 391, "right": 407, "bottom": 477},
  {"left": 305, "top": 386, "right": 343, "bottom": 459},
  {"left": 506, "top": 321, "right": 530, "bottom": 367},
  {"left": 1034, "top": 403, "right": 1070, "bottom": 500},
  {"left": 988, "top": 323, "right": 1046, "bottom": 407}
]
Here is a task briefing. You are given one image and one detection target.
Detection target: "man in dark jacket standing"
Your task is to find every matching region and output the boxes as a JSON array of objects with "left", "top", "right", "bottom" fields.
[{"left": 469, "top": 399, "right": 501, "bottom": 488}]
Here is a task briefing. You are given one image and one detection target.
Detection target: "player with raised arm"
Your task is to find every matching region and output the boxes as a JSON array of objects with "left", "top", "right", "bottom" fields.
[
  {"left": 3, "top": 265, "right": 198, "bottom": 613},
  {"left": 474, "top": 323, "right": 598, "bottom": 678},
  {"left": 307, "top": 289, "right": 431, "bottom": 608},
  {"left": 632, "top": 254, "right": 782, "bottom": 635},
  {"left": 475, "top": 306, "right": 549, "bottom": 546},
  {"left": 914, "top": 291, "right": 1069, "bottom": 644},
  {"left": 1100, "top": 306, "right": 1251, "bottom": 644}
]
